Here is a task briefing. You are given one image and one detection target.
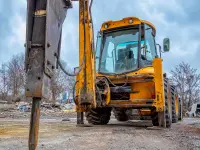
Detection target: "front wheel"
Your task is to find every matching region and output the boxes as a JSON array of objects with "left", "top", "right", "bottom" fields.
[{"left": 85, "top": 108, "right": 111, "bottom": 125}]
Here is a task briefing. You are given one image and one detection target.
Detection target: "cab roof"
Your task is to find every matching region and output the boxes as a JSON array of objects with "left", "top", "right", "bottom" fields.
[{"left": 101, "top": 16, "right": 156, "bottom": 36}]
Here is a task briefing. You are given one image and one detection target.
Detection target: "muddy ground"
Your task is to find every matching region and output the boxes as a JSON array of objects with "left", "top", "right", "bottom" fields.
[{"left": 0, "top": 111, "right": 200, "bottom": 150}]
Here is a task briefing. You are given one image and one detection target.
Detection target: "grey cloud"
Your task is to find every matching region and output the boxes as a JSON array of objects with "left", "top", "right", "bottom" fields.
[
  {"left": 179, "top": 0, "right": 200, "bottom": 24},
  {"left": 0, "top": 0, "right": 26, "bottom": 64},
  {"left": 154, "top": 0, "right": 200, "bottom": 25},
  {"left": 1, "top": 0, "right": 200, "bottom": 74}
]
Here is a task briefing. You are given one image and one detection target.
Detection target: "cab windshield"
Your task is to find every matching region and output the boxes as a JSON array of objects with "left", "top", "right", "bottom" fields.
[
  {"left": 96, "top": 24, "right": 157, "bottom": 74},
  {"left": 99, "top": 28, "right": 139, "bottom": 74}
]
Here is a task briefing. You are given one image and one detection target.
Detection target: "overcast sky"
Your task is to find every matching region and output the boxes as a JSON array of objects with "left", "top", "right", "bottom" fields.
[{"left": 0, "top": 0, "right": 199, "bottom": 73}]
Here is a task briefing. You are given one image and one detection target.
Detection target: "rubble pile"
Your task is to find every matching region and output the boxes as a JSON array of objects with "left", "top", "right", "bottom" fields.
[{"left": 0, "top": 101, "right": 76, "bottom": 119}]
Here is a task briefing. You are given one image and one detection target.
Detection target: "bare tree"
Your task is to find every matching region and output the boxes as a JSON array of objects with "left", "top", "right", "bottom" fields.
[
  {"left": 170, "top": 62, "right": 200, "bottom": 112},
  {"left": 0, "top": 64, "right": 9, "bottom": 101},
  {"left": 7, "top": 53, "right": 25, "bottom": 101},
  {"left": 0, "top": 52, "right": 74, "bottom": 103}
]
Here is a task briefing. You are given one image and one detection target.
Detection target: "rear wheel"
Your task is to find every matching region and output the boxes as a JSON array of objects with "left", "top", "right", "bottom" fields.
[
  {"left": 85, "top": 108, "right": 111, "bottom": 125},
  {"left": 151, "top": 78, "right": 171, "bottom": 128},
  {"left": 178, "top": 97, "right": 183, "bottom": 120},
  {"left": 170, "top": 85, "right": 178, "bottom": 123},
  {"left": 113, "top": 108, "right": 128, "bottom": 121},
  {"left": 164, "top": 78, "right": 172, "bottom": 128}
]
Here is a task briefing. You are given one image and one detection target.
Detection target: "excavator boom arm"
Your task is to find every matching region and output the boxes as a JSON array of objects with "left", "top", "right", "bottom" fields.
[{"left": 25, "top": 0, "right": 96, "bottom": 149}]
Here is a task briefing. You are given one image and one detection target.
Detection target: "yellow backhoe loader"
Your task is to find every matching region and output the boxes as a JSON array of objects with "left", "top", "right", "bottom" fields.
[{"left": 25, "top": 0, "right": 182, "bottom": 149}]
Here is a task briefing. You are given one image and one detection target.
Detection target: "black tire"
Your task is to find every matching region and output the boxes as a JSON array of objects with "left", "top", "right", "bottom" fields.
[
  {"left": 151, "top": 78, "right": 171, "bottom": 128},
  {"left": 164, "top": 78, "right": 172, "bottom": 128},
  {"left": 170, "top": 85, "right": 178, "bottom": 123},
  {"left": 113, "top": 108, "right": 128, "bottom": 121},
  {"left": 151, "top": 108, "right": 159, "bottom": 126},
  {"left": 85, "top": 108, "right": 111, "bottom": 125},
  {"left": 178, "top": 98, "right": 183, "bottom": 121}
]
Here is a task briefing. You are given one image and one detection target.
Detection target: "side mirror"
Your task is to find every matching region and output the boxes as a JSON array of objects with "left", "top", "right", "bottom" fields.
[{"left": 163, "top": 38, "right": 170, "bottom": 52}]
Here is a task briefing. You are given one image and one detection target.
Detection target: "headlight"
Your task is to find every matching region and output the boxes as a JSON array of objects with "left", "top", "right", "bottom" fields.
[
  {"left": 104, "top": 24, "right": 108, "bottom": 29},
  {"left": 129, "top": 19, "right": 133, "bottom": 24}
]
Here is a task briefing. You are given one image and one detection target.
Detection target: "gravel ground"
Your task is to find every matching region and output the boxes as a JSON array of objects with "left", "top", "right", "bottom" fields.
[{"left": 0, "top": 115, "right": 200, "bottom": 150}]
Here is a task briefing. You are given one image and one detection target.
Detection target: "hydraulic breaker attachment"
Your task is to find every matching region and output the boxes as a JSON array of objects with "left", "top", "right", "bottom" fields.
[{"left": 25, "top": 0, "right": 72, "bottom": 149}]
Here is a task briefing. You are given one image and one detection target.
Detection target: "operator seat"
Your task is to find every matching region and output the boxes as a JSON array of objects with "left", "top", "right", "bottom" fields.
[
  {"left": 115, "top": 48, "right": 135, "bottom": 72},
  {"left": 115, "top": 49, "right": 126, "bottom": 72},
  {"left": 126, "top": 50, "right": 135, "bottom": 70}
]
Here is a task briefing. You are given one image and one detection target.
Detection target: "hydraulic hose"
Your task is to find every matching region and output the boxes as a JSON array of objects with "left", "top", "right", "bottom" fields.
[
  {"left": 72, "top": 80, "right": 79, "bottom": 105},
  {"left": 57, "top": 58, "right": 83, "bottom": 76},
  {"left": 58, "top": 0, "right": 94, "bottom": 106},
  {"left": 98, "top": 74, "right": 129, "bottom": 87},
  {"left": 56, "top": 0, "right": 89, "bottom": 77}
]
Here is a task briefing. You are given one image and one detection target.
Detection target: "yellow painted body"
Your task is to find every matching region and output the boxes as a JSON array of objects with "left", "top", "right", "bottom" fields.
[
  {"left": 96, "top": 66, "right": 155, "bottom": 108},
  {"left": 97, "top": 58, "right": 164, "bottom": 112},
  {"left": 152, "top": 58, "right": 165, "bottom": 112},
  {"left": 99, "top": 17, "right": 165, "bottom": 113}
]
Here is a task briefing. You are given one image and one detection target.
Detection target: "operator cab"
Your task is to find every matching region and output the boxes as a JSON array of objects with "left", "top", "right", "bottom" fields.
[{"left": 96, "top": 17, "right": 158, "bottom": 75}]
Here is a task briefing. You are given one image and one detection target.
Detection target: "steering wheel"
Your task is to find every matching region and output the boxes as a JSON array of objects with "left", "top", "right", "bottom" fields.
[{"left": 116, "top": 62, "right": 126, "bottom": 71}]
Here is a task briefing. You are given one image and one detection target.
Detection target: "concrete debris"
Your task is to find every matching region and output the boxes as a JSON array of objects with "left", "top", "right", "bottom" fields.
[
  {"left": 0, "top": 101, "right": 76, "bottom": 119},
  {"left": 0, "top": 100, "right": 7, "bottom": 104},
  {"left": 62, "top": 118, "right": 70, "bottom": 121},
  {"left": 61, "top": 103, "right": 73, "bottom": 110},
  {"left": 17, "top": 102, "right": 30, "bottom": 112},
  {"left": 186, "top": 103, "right": 200, "bottom": 118}
]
